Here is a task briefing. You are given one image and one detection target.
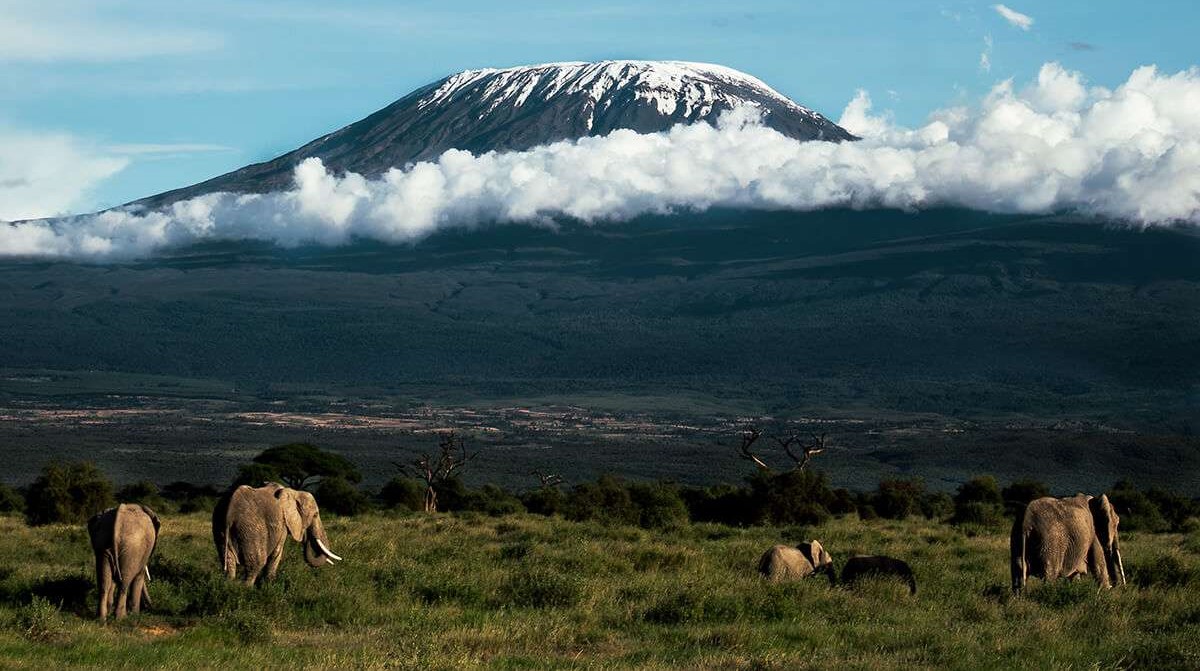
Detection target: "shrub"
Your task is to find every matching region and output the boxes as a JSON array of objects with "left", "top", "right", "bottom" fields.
[
  {"left": 0, "top": 484, "right": 24, "bottom": 514},
  {"left": 460, "top": 484, "right": 525, "bottom": 517},
  {"left": 24, "top": 461, "right": 114, "bottom": 526},
  {"left": 1108, "top": 481, "right": 1169, "bottom": 533},
  {"left": 161, "top": 481, "right": 222, "bottom": 513},
  {"left": 749, "top": 469, "right": 834, "bottom": 526},
  {"left": 921, "top": 492, "right": 954, "bottom": 521},
  {"left": 872, "top": 479, "right": 927, "bottom": 520},
  {"left": 564, "top": 475, "right": 639, "bottom": 526},
  {"left": 379, "top": 477, "right": 425, "bottom": 511},
  {"left": 627, "top": 482, "right": 689, "bottom": 529},
  {"left": 521, "top": 487, "right": 565, "bottom": 517},
  {"left": 952, "top": 476, "right": 1005, "bottom": 525},
  {"left": 314, "top": 476, "right": 371, "bottom": 516},
  {"left": 1001, "top": 478, "right": 1049, "bottom": 513},
  {"left": 681, "top": 484, "right": 756, "bottom": 526},
  {"left": 115, "top": 480, "right": 170, "bottom": 511},
  {"left": 829, "top": 488, "right": 858, "bottom": 516},
  {"left": 15, "top": 597, "right": 65, "bottom": 643}
]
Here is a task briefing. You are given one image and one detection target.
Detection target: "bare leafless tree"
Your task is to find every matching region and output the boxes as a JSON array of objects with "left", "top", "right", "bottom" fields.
[
  {"left": 397, "top": 431, "right": 474, "bottom": 513},
  {"left": 779, "top": 432, "right": 827, "bottom": 471},
  {"left": 531, "top": 470, "right": 564, "bottom": 489},
  {"left": 736, "top": 427, "right": 772, "bottom": 471}
]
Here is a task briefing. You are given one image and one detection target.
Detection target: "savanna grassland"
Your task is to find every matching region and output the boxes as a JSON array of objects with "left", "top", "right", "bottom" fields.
[{"left": 0, "top": 511, "right": 1196, "bottom": 670}]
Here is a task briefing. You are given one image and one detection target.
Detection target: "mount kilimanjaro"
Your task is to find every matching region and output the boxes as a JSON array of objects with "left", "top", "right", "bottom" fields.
[{"left": 134, "top": 60, "right": 854, "bottom": 209}]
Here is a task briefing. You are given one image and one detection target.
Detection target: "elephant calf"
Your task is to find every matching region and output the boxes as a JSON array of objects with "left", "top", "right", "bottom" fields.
[
  {"left": 87, "top": 503, "right": 160, "bottom": 621},
  {"left": 840, "top": 555, "right": 917, "bottom": 594},
  {"left": 758, "top": 540, "right": 835, "bottom": 584}
]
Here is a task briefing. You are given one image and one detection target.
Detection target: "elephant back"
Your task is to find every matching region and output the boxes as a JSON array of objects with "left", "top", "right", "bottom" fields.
[{"left": 758, "top": 545, "right": 814, "bottom": 581}]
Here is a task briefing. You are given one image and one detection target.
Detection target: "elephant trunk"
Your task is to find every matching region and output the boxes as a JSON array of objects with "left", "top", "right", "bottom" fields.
[{"left": 303, "top": 516, "right": 342, "bottom": 567}]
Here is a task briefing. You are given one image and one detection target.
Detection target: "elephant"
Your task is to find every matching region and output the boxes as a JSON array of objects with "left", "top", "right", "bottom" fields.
[
  {"left": 87, "top": 503, "right": 160, "bottom": 621},
  {"left": 1011, "top": 494, "right": 1125, "bottom": 593},
  {"left": 758, "top": 540, "right": 835, "bottom": 584},
  {"left": 840, "top": 555, "right": 917, "bottom": 594},
  {"left": 213, "top": 482, "right": 343, "bottom": 586}
]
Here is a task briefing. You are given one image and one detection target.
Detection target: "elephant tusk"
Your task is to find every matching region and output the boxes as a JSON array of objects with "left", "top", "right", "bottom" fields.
[
  {"left": 144, "top": 566, "right": 151, "bottom": 582},
  {"left": 315, "top": 537, "right": 343, "bottom": 562}
]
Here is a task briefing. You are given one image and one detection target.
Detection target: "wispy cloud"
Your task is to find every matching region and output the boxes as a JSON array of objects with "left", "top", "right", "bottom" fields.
[
  {"left": 993, "top": 4, "right": 1034, "bottom": 31},
  {"left": 0, "top": 126, "right": 128, "bottom": 220},
  {"left": 0, "top": 2, "right": 222, "bottom": 62},
  {"left": 979, "top": 35, "right": 994, "bottom": 73},
  {"left": 106, "top": 143, "right": 235, "bottom": 156}
]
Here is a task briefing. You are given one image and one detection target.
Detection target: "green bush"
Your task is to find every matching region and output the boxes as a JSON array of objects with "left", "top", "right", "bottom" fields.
[
  {"left": 315, "top": 476, "right": 372, "bottom": 516},
  {"left": 749, "top": 469, "right": 834, "bottom": 526},
  {"left": 24, "top": 461, "right": 114, "bottom": 526},
  {"left": 115, "top": 480, "right": 170, "bottom": 512},
  {"left": 1109, "top": 481, "right": 1170, "bottom": 533},
  {"left": 14, "top": 597, "right": 65, "bottom": 643},
  {"left": 627, "top": 482, "right": 689, "bottom": 529},
  {"left": 872, "top": 479, "right": 927, "bottom": 520},
  {"left": 564, "top": 475, "right": 639, "bottom": 526},
  {"left": 680, "top": 484, "right": 756, "bottom": 526},
  {"left": 161, "top": 481, "right": 221, "bottom": 514},
  {"left": 379, "top": 477, "right": 425, "bottom": 511},
  {"left": 0, "top": 484, "right": 24, "bottom": 514},
  {"left": 251, "top": 443, "right": 362, "bottom": 490},
  {"left": 520, "top": 486, "right": 565, "bottom": 517},
  {"left": 1001, "top": 478, "right": 1049, "bottom": 512},
  {"left": 952, "top": 476, "right": 1005, "bottom": 525}
]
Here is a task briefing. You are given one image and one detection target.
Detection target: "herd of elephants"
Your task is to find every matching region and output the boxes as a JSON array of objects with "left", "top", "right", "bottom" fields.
[{"left": 87, "top": 482, "right": 1126, "bottom": 621}]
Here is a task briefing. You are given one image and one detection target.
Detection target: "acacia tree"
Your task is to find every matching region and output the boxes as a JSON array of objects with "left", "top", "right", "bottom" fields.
[
  {"left": 244, "top": 443, "right": 362, "bottom": 490},
  {"left": 399, "top": 431, "right": 473, "bottom": 513}
]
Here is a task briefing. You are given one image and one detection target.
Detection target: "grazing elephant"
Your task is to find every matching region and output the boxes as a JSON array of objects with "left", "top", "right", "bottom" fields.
[
  {"left": 87, "top": 503, "right": 160, "bottom": 621},
  {"left": 213, "top": 482, "right": 342, "bottom": 585},
  {"left": 758, "top": 540, "right": 835, "bottom": 584},
  {"left": 840, "top": 555, "right": 917, "bottom": 594},
  {"left": 1011, "top": 494, "right": 1125, "bottom": 593}
]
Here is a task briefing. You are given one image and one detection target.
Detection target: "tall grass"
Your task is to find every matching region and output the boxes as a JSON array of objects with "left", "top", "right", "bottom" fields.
[{"left": 0, "top": 512, "right": 1194, "bottom": 669}]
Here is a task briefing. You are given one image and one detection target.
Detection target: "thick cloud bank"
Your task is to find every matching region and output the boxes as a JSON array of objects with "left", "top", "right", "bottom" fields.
[{"left": 3, "top": 62, "right": 1200, "bottom": 260}]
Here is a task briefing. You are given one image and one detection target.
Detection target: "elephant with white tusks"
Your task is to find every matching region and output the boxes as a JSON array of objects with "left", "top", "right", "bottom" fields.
[
  {"left": 87, "top": 503, "right": 160, "bottom": 621},
  {"left": 1011, "top": 494, "right": 1125, "bottom": 594},
  {"left": 213, "top": 482, "right": 343, "bottom": 586},
  {"left": 758, "top": 540, "right": 835, "bottom": 584}
]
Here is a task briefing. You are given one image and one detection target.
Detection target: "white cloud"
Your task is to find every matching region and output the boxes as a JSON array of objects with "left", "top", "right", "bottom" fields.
[
  {"left": 4, "top": 62, "right": 1200, "bottom": 260},
  {"left": 0, "top": 128, "right": 128, "bottom": 220},
  {"left": 0, "top": 2, "right": 222, "bottom": 62},
  {"left": 993, "top": 4, "right": 1034, "bottom": 31}
]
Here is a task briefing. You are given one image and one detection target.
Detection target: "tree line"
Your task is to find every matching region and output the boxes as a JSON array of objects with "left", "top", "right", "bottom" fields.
[{"left": 3, "top": 435, "right": 1198, "bottom": 534}]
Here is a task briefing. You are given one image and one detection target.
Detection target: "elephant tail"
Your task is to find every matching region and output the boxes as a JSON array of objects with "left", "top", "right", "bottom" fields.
[{"left": 1010, "top": 512, "right": 1027, "bottom": 594}]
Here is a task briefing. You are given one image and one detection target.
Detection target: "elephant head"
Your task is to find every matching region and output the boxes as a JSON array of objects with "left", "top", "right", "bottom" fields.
[
  {"left": 797, "top": 540, "right": 835, "bottom": 583},
  {"left": 1089, "top": 494, "right": 1125, "bottom": 587},
  {"left": 275, "top": 487, "right": 342, "bottom": 567}
]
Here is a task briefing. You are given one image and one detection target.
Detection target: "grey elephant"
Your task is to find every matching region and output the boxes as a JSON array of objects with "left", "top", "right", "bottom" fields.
[
  {"left": 1011, "top": 494, "right": 1125, "bottom": 593},
  {"left": 758, "top": 540, "right": 835, "bottom": 584},
  {"left": 213, "top": 482, "right": 342, "bottom": 585},
  {"left": 87, "top": 503, "right": 160, "bottom": 621},
  {"left": 840, "top": 555, "right": 917, "bottom": 594}
]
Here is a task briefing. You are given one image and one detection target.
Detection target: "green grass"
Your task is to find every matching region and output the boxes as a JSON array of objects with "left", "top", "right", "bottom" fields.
[{"left": 0, "top": 512, "right": 1195, "bottom": 669}]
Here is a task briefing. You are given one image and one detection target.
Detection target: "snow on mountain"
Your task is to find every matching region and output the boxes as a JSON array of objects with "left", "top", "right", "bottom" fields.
[{"left": 134, "top": 61, "right": 854, "bottom": 209}]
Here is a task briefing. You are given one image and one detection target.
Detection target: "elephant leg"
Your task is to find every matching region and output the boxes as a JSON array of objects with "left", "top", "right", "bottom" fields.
[
  {"left": 265, "top": 545, "right": 285, "bottom": 583},
  {"left": 96, "top": 557, "right": 114, "bottom": 621},
  {"left": 114, "top": 581, "right": 131, "bottom": 619},
  {"left": 242, "top": 558, "right": 265, "bottom": 587},
  {"left": 128, "top": 571, "right": 146, "bottom": 614}
]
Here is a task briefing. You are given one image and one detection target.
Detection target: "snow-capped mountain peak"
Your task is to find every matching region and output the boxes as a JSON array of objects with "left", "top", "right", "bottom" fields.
[{"left": 135, "top": 60, "right": 853, "bottom": 209}]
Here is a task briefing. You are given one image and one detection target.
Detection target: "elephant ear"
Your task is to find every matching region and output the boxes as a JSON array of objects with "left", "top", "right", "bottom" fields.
[
  {"left": 294, "top": 490, "right": 320, "bottom": 530},
  {"left": 139, "top": 504, "right": 161, "bottom": 557},
  {"left": 275, "top": 488, "right": 306, "bottom": 542},
  {"left": 1088, "top": 494, "right": 1118, "bottom": 546},
  {"left": 808, "top": 540, "right": 828, "bottom": 568}
]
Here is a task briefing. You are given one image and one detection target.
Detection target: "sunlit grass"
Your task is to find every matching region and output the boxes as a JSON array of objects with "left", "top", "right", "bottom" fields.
[{"left": 0, "top": 513, "right": 1194, "bottom": 669}]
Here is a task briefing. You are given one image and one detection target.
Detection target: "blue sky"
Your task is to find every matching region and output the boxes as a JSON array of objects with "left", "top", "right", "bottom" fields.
[{"left": 1, "top": 0, "right": 1196, "bottom": 216}]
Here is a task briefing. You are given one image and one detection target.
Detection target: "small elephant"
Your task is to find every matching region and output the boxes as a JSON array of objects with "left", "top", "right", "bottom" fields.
[
  {"left": 1011, "top": 494, "right": 1125, "bottom": 593},
  {"left": 213, "top": 482, "right": 342, "bottom": 586},
  {"left": 841, "top": 555, "right": 917, "bottom": 594},
  {"left": 758, "top": 540, "right": 835, "bottom": 584},
  {"left": 87, "top": 503, "right": 160, "bottom": 621}
]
